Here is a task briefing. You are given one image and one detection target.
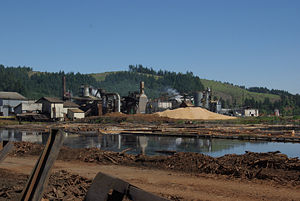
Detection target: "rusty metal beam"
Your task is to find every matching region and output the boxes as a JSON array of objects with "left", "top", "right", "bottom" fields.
[
  {"left": 20, "top": 129, "right": 65, "bottom": 201},
  {"left": 0, "top": 140, "right": 14, "bottom": 163}
]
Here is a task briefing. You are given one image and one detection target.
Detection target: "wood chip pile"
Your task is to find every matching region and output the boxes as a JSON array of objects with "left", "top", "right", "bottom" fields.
[{"left": 156, "top": 107, "right": 236, "bottom": 120}]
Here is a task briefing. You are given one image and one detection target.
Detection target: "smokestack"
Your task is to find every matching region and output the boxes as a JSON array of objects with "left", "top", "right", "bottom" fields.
[
  {"left": 140, "top": 81, "right": 144, "bottom": 94},
  {"left": 62, "top": 75, "right": 66, "bottom": 100},
  {"left": 84, "top": 85, "right": 90, "bottom": 97}
]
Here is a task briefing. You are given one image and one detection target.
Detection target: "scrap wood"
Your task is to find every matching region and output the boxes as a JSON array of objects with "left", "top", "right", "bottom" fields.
[
  {"left": 119, "top": 148, "right": 132, "bottom": 155},
  {"left": 103, "top": 154, "right": 118, "bottom": 164}
]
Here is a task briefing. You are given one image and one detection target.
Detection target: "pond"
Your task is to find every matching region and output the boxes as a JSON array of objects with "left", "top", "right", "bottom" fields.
[{"left": 1, "top": 129, "right": 299, "bottom": 157}]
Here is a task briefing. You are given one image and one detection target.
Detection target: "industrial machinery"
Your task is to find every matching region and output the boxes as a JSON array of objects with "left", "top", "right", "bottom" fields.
[
  {"left": 63, "top": 75, "right": 147, "bottom": 116},
  {"left": 73, "top": 85, "right": 120, "bottom": 116},
  {"left": 194, "top": 88, "right": 212, "bottom": 109},
  {"left": 121, "top": 82, "right": 148, "bottom": 114},
  {"left": 194, "top": 88, "right": 222, "bottom": 113}
]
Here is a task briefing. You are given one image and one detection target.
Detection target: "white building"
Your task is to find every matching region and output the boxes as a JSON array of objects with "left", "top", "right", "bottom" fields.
[
  {"left": 67, "top": 108, "right": 85, "bottom": 120},
  {"left": 63, "top": 101, "right": 80, "bottom": 115},
  {"left": 36, "top": 97, "right": 64, "bottom": 120},
  {"left": 150, "top": 100, "right": 173, "bottom": 112},
  {"left": 243, "top": 108, "right": 259, "bottom": 117},
  {"left": 0, "top": 92, "right": 26, "bottom": 116}
]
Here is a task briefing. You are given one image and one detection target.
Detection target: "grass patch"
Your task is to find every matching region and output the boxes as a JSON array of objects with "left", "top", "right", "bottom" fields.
[{"left": 200, "top": 79, "right": 280, "bottom": 105}]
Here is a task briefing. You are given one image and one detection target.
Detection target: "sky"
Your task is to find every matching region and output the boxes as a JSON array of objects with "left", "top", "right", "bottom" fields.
[{"left": 0, "top": 0, "right": 299, "bottom": 94}]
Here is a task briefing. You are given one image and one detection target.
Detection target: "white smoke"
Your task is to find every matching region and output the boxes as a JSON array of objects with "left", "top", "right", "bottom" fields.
[{"left": 165, "top": 87, "right": 183, "bottom": 102}]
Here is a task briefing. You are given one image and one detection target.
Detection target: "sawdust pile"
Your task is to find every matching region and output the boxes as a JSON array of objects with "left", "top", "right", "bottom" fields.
[{"left": 155, "top": 107, "right": 236, "bottom": 120}]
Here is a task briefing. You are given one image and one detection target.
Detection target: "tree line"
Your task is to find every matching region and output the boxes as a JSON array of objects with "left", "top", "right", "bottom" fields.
[
  {"left": 1, "top": 64, "right": 300, "bottom": 115},
  {"left": 0, "top": 64, "right": 204, "bottom": 99},
  {"left": 0, "top": 65, "right": 98, "bottom": 99}
]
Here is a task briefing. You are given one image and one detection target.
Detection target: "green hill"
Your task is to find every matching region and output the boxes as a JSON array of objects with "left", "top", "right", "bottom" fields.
[
  {"left": 91, "top": 68, "right": 204, "bottom": 98},
  {"left": 90, "top": 71, "right": 122, "bottom": 82},
  {"left": 90, "top": 72, "right": 280, "bottom": 106},
  {"left": 1, "top": 64, "right": 299, "bottom": 115},
  {"left": 200, "top": 79, "right": 280, "bottom": 106}
]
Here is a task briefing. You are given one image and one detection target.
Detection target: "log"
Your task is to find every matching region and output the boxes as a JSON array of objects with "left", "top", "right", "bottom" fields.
[{"left": 20, "top": 129, "right": 65, "bottom": 201}]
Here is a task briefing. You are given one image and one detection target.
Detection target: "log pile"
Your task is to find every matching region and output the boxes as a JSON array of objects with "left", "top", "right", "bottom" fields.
[
  {"left": 43, "top": 170, "right": 92, "bottom": 201},
  {"left": 10, "top": 142, "right": 300, "bottom": 185},
  {"left": 77, "top": 149, "right": 300, "bottom": 185},
  {"left": 0, "top": 169, "right": 91, "bottom": 201},
  {"left": 12, "top": 142, "right": 44, "bottom": 156}
]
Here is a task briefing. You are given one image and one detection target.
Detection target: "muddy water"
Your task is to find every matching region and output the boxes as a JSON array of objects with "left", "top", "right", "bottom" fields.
[{"left": 1, "top": 129, "right": 299, "bottom": 157}]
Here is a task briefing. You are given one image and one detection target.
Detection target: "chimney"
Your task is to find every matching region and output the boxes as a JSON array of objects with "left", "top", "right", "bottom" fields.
[
  {"left": 140, "top": 81, "right": 144, "bottom": 94},
  {"left": 62, "top": 75, "right": 66, "bottom": 100}
]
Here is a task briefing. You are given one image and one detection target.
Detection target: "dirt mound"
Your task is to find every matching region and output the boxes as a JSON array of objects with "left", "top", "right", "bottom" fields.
[{"left": 156, "top": 107, "right": 236, "bottom": 120}]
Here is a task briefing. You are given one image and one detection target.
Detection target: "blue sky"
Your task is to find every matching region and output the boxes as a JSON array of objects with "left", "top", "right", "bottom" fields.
[{"left": 0, "top": 1, "right": 299, "bottom": 94}]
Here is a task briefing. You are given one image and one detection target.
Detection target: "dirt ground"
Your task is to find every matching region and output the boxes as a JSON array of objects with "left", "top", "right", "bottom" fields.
[
  {"left": 1, "top": 156, "right": 300, "bottom": 201},
  {"left": 1, "top": 116, "right": 300, "bottom": 200},
  {"left": 0, "top": 142, "right": 300, "bottom": 200}
]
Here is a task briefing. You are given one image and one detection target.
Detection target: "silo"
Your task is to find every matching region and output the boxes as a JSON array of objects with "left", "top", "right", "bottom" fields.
[
  {"left": 194, "top": 91, "right": 203, "bottom": 107},
  {"left": 84, "top": 85, "right": 90, "bottom": 97}
]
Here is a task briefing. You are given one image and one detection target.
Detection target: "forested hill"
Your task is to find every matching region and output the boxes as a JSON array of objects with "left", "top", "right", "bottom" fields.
[
  {"left": 91, "top": 65, "right": 204, "bottom": 98},
  {"left": 91, "top": 65, "right": 300, "bottom": 115},
  {"left": 0, "top": 65, "right": 98, "bottom": 99},
  {"left": 1, "top": 64, "right": 300, "bottom": 115},
  {"left": 0, "top": 64, "right": 204, "bottom": 99}
]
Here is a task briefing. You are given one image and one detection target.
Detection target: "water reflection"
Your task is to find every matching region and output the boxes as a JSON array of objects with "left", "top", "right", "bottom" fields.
[
  {"left": 0, "top": 129, "right": 45, "bottom": 144},
  {"left": 1, "top": 129, "right": 299, "bottom": 157}
]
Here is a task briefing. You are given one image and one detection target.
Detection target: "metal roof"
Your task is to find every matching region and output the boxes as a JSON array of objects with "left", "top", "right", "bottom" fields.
[
  {"left": 63, "top": 101, "right": 79, "bottom": 108},
  {"left": 68, "top": 108, "right": 84, "bottom": 113},
  {"left": 36, "top": 97, "right": 64, "bottom": 103},
  {"left": 72, "top": 96, "right": 101, "bottom": 101},
  {"left": 0, "top": 91, "right": 26, "bottom": 100}
]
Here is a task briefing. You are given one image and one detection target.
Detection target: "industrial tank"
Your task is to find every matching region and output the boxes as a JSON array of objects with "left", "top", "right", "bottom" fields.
[{"left": 194, "top": 91, "right": 203, "bottom": 107}]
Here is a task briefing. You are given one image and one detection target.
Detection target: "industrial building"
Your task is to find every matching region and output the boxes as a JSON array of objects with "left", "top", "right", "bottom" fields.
[
  {"left": 1, "top": 75, "right": 257, "bottom": 120},
  {"left": 73, "top": 85, "right": 120, "bottom": 116},
  {"left": 121, "top": 82, "right": 148, "bottom": 114},
  {"left": 63, "top": 101, "right": 80, "bottom": 115},
  {"left": 0, "top": 91, "right": 27, "bottom": 116},
  {"left": 149, "top": 100, "right": 172, "bottom": 113},
  {"left": 67, "top": 108, "right": 85, "bottom": 120},
  {"left": 14, "top": 101, "right": 42, "bottom": 114},
  {"left": 36, "top": 97, "right": 65, "bottom": 120},
  {"left": 194, "top": 88, "right": 212, "bottom": 110},
  {"left": 243, "top": 108, "right": 259, "bottom": 117},
  {"left": 220, "top": 107, "right": 259, "bottom": 117},
  {"left": 35, "top": 97, "right": 85, "bottom": 121}
]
